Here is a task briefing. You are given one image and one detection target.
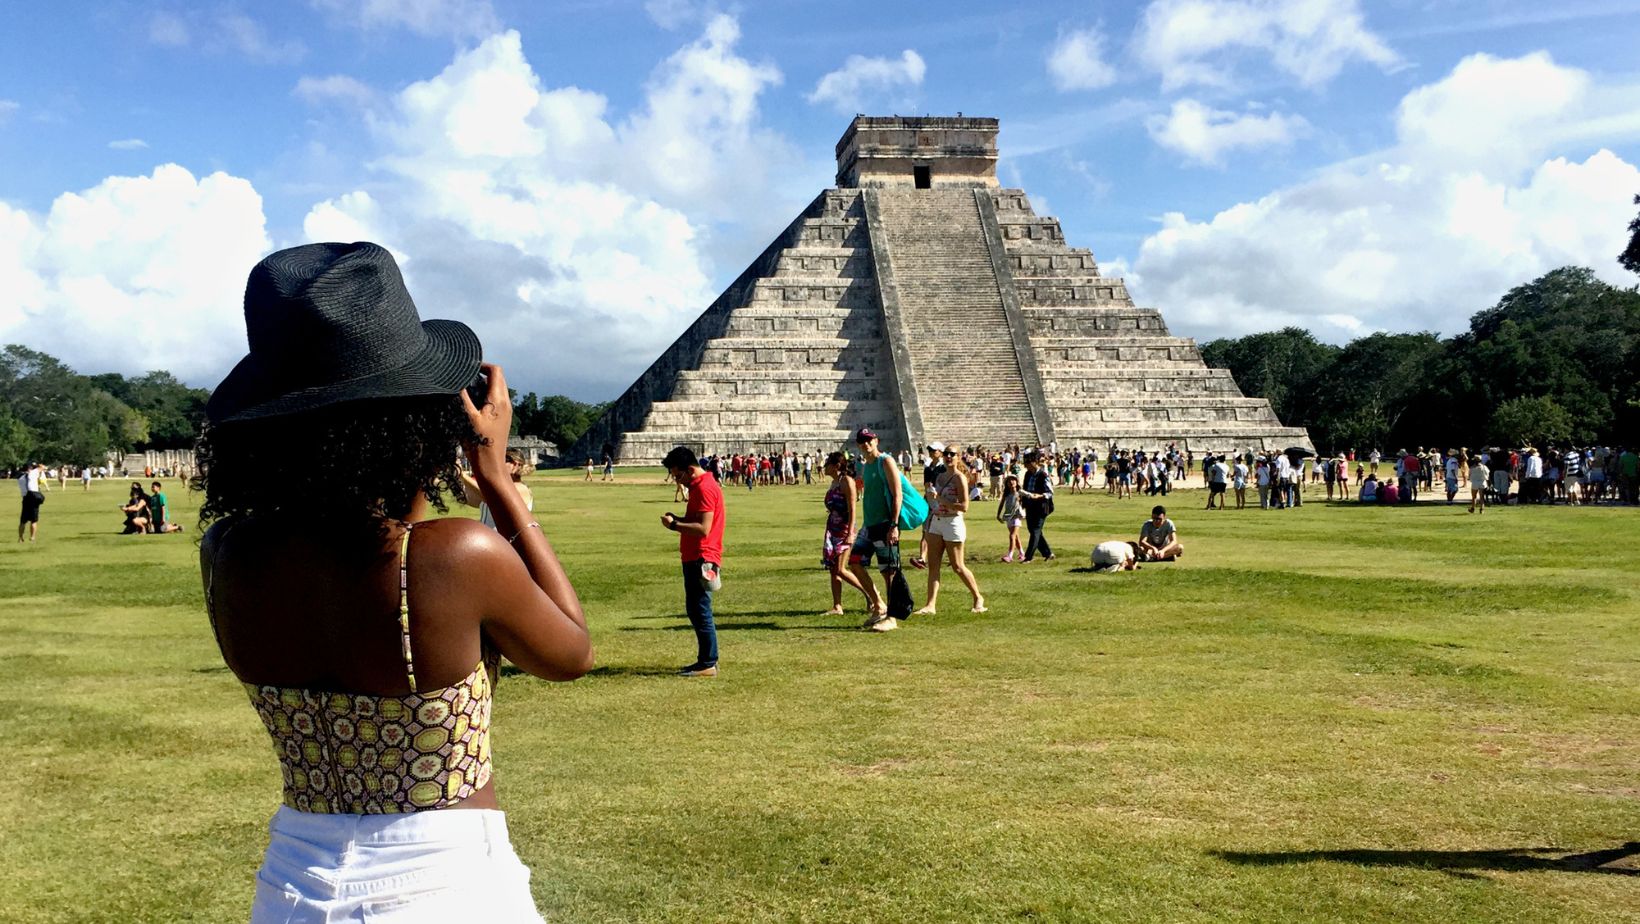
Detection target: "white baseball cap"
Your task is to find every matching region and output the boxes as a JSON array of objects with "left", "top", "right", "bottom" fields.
[{"left": 926, "top": 441, "right": 945, "bottom": 453}]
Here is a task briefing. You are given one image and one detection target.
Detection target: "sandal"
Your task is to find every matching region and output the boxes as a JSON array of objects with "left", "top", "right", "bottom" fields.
[
  {"left": 971, "top": 600, "right": 988, "bottom": 613},
  {"left": 823, "top": 605, "right": 845, "bottom": 616},
  {"left": 912, "top": 606, "right": 938, "bottom": 616}
]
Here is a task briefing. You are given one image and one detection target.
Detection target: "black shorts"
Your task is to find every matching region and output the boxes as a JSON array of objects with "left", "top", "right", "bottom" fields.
[
  {"left": 1209, "top": 482, "right": 1226, "bottom": 495},
  {"left": 19, "top": 492, "right": 42, "bottom": 523}
]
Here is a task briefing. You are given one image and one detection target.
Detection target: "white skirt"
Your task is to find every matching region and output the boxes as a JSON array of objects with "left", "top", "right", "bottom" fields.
[{"left": 251, "top": 805, "right": 544, "bottom": 923}]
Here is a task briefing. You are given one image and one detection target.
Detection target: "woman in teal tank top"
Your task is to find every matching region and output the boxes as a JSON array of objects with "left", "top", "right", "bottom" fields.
[{"left": 848, "top": 428, "right": 905, "bottom": 632}]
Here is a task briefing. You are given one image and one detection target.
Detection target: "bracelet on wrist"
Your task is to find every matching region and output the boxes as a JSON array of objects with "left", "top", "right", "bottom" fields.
[{"left": 506, "top": 522, "right": 541, "bottom": 543}]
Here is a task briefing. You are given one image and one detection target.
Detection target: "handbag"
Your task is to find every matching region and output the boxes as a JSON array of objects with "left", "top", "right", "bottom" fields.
[{"left": 886, "top": 560, "right": 915, "bottom": 619}]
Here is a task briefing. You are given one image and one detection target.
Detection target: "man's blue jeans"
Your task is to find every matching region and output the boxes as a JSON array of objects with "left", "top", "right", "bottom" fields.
[{"left": 682, "top": 559, "right": 718, "bottom": 667}]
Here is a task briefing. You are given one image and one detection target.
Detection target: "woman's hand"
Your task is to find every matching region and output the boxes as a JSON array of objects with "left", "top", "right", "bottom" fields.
[{"left": 459, "top": 362, "right": 513, "bottom": 489}]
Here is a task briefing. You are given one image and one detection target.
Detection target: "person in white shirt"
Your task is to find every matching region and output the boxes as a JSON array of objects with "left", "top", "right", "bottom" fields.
[
  {"left": 1523, "top": 448, "right": 1544, "bottom": 504},
  {"left": 17, "top": 461, "right": 47, "bottom": 542},
  {"left": 1468, "top": 456, "right": 1490, "bottom": 513},
  {"left": 1272, "top": 454, "right": 1292, "bottom": 508},
  {"left": 1232, "top": 459, "right": 1249, "bottom": 509},
  {"left": 1091, "top": 539, "right": 1140, "bottom": 572}
]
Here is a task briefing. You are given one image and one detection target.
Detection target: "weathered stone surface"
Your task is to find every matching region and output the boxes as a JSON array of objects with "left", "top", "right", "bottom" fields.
[{"left": 568, "top": 116, "right": 1310, "bottom": 462}]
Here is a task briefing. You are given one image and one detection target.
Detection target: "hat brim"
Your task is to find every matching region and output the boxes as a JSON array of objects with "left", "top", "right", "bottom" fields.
[{"left": 206, "top": 319, "right": 481, "bottom": 424}]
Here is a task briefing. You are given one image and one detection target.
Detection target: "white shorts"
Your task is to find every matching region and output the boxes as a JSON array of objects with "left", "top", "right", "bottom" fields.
[
  {"left": 927, "top": 513, "right": 967, "bottom": 543},
  {"left": 252, "top": 806, "right": 543, "bottom": 923}
]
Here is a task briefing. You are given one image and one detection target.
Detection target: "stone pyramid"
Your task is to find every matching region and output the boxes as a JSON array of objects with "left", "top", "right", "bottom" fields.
[{"left": 570, "top": 116, "right": 1311, "bottom": 462}]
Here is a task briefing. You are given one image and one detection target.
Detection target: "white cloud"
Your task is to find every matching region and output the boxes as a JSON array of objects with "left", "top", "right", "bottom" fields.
[
  {"left": 308, "top": 0, "right": 502, "bottom": 41},
  {"left": 145, "top": 10, "right": 305, "bottom": 63},
  {"left": 807, "top": 50, "right": 926, "bottom": 114},
  {"left": 1125, "top": 53, "right": 1640, "bottom": 345},
  {"left": 294, "top": 75, "right": 377, "bottom": 108},
  {"left": 3, "top": 15, "right": 817, "bottom": 398},
  {"left": 1047, "top": 27, "right": 1117, "bottom": 91},
  {"left": 1133, "top": 0, "right": 1399, "bottom": 91},
  {"left": 219, "top": 12, "right": 306, "bottom": 63},
  {"left": 301, "top": 18, "right": 812, "bottom": 397},
  {"left": 108, "top": 138, "right": 150, "bottom": 151},
  {"left": 0, "top": 165, "right": 272, "bottom": 383},
  {"left": 0, "top": 99, "right": 18, "bottom": 122},
  {"left": 1395, "top": 51, "right": 1588, "bottom": 174},
  {"left": 1146, "top": 99, "right": 1307, "bottom": 166},
  {"left": 645, "top": 0, "right": 701, "bottom": 30},
  {"left": 148, "top": 12, "right": 189, "bottom": 47}
]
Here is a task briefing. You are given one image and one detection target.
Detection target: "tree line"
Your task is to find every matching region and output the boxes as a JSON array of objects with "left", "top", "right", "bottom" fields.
[
  {"left": 0, "top": 342, "right": 606, "bottom": 467},
  {"left": 1200, "top": 266, "right": 1640, "bottom": 453}
]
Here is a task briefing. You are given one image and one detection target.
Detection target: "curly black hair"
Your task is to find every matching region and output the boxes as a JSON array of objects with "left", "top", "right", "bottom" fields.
[{"left": 192, "top": 394, "right": 480, "bottom": 535}]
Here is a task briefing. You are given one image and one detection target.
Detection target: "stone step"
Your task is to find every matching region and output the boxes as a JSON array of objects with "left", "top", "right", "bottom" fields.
[
  {"left": 771, "top": 249, "right": 874, "bottom": 279},
  {"left": 1023, "top": 307, "right": 1170, "bottom": 336},
  {"left": 618, "top": 427, "right": 902, "bottom": 458},
  {"left": 1004, "top": 251, "right": 1100, "bottom": 274},
  {"left": 643, "top": 400, "right": 898, "bottom": 431},
  {"left": 745, "top": 279, "right": 877, "bottom": 309}
]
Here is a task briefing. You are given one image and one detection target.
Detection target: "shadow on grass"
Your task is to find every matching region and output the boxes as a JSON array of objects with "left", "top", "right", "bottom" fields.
[
  {"left": 1213, "top": 842, "right": 1640, "bottom": 878},
  {"left": 619, "top": 621, "right": 855, "bottom": 633}
]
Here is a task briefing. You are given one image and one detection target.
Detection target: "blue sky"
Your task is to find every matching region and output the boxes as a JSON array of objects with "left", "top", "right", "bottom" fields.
[{"left": 3, "top": 0, "right": 1639, "bottom": 400}]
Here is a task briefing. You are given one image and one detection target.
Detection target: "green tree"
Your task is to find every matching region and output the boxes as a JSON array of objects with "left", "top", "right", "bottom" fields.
[
  {"left": 1199, "top": 327, "right": 1340, "bottom": 424},
  {"left": 1489, "top": 396, "right": 1574, "bottom": 448},
  {"left": 0, "top": 411, "right": 35, "bottom": 466},
  {"left": 512, "top": 392, "right": 606, "bottom": 451},
  {"left": 0, "top": 345, "right": 147, "bottom": 463},
  {"left": 90, "top": 371, "right": 209, "bottom": 449},
  {"left": 1306, "top": 332, "right": 1444, "bottom": 453},
  {"left": 1622, "top": 192, "right": 1640, "bottom": 275}
]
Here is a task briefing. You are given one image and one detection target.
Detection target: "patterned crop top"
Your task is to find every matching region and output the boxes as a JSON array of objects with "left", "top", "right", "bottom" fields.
[{"left": 210, "top": 523, "right": 499, "bottom": 814}]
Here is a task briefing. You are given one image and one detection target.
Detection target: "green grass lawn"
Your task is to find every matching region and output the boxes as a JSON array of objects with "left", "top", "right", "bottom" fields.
[{"left": 2, "top": 471, "right": 1637, "bottom": 922}]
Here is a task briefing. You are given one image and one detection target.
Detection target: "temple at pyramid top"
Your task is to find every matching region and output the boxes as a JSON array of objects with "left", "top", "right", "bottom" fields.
[
  {"left": 835, "top": 116, "right": 999, "bottom": 188},
  {"left": 569, "top": 115, "right": 1310, "bottom": 463}
]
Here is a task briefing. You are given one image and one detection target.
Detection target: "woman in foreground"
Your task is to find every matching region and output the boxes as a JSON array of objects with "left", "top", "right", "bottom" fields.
[{"left": 196, "top": 242, "right": 592, "bottom": 922}]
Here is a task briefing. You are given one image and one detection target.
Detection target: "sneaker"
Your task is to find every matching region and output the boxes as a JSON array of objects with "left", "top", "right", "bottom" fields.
[
  {"left": 678, "top": 663, "right": 719, "bottom": 677},
  {"left": 866, "top": 616, "right": 898, "bottom": 633}
]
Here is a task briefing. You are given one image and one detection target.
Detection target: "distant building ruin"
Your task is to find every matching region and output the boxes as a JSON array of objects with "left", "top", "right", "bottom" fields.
[{"left": 571, "top": 115, "right": 1310, "bottom": 461}]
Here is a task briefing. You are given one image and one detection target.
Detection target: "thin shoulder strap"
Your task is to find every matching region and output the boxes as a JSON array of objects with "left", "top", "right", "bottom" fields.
[{"left": 398, "top": 523, "right": 418, "bottom": 693}]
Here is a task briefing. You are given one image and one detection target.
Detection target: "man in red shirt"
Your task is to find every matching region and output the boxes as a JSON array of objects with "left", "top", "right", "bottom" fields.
[{"left": 661, "top": 446, "right": 726, "bottom": 677}]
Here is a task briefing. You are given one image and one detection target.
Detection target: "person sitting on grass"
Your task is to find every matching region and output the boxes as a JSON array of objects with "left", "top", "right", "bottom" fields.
[
  {"left": 148, "top": 481, "right": 184, "bottom": 533},
  {"left": 1358, "top": 473, "right": 1379, "bottom": 503},
  {"left": 121, "top": 482, "right": 150, "bottom": 534},
  {"left": 1091, "top": 539, "right": 1141, "bottom": 572},
  {"left": 1137, "top": 505, "right": 1183, "bottom": 561}
]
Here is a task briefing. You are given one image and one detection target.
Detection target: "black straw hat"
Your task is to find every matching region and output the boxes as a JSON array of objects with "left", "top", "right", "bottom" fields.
[{"left": 206, "top": 242, "right": 481, "bottom": 423}]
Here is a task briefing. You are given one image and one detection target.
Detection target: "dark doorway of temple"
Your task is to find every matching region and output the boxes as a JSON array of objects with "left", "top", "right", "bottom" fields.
[{"left": 913, "top": 166, "right": 931, "bottom": 188}]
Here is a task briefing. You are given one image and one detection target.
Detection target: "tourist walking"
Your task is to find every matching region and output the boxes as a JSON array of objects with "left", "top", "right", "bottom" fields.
[
  {"left": 996, "top": 474, "right": 1024, "bottom": 562},
  {"left": 197, "top": 243, "right": 590, "bottom": 922},
  {"left": 820, "top": 451, "right": 868, "bottom": 616},
  {"left": 1232, "top": 456, "right": 1248, "bottom": 509},
  {"left": 1020, "top": 450, "right": 1056, "bottom": 562},
  {"left": 1468, "top": 455, "right": 1490, "bottom": 513},
  {"left": 661, "top": 446, "right": 726, "bottom": 677},
  {"left": 848, "top": 427, "right": 926, "bottom": 631},
  {"left": 915, "top": 446, "right": 986, "bottom": 615},
  {"left": 16, "top": 460, "right": 46, "bottom": 542}
]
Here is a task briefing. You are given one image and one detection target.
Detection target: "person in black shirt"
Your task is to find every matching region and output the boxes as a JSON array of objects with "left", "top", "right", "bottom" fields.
[{"left": 1020, "top": 450, "right": 1056, "bottom": 562}]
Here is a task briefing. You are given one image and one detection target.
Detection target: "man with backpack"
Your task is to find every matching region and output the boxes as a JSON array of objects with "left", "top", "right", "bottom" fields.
[{"left": 848, "top": 427, "right": 927, "bottom": 632}]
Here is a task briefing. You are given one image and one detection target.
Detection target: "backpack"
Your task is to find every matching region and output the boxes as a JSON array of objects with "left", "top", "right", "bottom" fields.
[{"left": 880, "top": 458, "right": 928, "bottom": 530}]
